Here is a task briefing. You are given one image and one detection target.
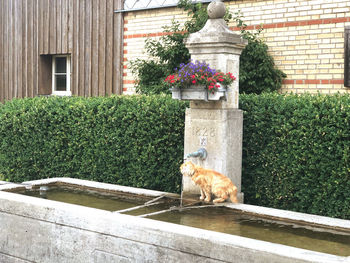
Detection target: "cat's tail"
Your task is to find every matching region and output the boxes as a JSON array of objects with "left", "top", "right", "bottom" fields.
[{"left": 229, "top": 185, "right": 238, "bottom": 203}]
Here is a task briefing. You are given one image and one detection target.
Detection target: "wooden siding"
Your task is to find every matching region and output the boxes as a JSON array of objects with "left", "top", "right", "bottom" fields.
[{"left": 0, "top": 0, "right": 124, "bottom": 102}]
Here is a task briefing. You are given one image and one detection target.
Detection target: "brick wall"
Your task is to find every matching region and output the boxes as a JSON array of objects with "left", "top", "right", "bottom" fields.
[{"left": 123, "top": 0, "right": 350, "bottom": 94}]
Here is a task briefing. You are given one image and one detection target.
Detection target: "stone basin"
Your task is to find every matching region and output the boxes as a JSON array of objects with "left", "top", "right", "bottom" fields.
[{"left": 0, "top": 178, "right": 350, "bottom": 263}]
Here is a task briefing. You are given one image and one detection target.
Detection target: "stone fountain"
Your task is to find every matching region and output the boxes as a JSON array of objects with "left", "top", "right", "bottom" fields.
[{"left": 181, "top": 0, "right": 247, "bottom": 202}]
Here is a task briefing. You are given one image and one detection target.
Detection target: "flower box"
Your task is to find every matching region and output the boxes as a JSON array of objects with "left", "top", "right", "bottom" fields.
[
  {"left": 165, "top": 60, "right": 235, "bottom": 102},
  {"left": 170, "top": 84, "right": 227, "bottom": 101}
]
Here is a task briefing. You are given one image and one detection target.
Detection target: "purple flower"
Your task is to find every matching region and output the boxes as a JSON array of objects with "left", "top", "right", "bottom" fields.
[{"left": 165, "top": 60, "right": 235, "bottom": 92}]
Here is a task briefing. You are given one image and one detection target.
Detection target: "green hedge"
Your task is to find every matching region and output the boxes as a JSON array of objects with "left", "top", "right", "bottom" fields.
[
  {"left": 240, "top": 93, "right": 350, "bottom": 219},
  {"left": 1, "top": 93, "right": 349, "bottom": 219},
  {"left": 0, "top": 95, "right": 187, "bottom": 193}
]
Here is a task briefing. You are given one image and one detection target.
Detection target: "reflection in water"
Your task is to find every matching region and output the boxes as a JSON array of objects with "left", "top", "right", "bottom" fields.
[
  {"left": 24, "top": 186, "right": 144, "bottom": 211},
  {"left": 149, "top": 207, "right": 350, "bottom": 257},
  {"left": 23, "top": 186, "right": 177, "bottom": 215}
]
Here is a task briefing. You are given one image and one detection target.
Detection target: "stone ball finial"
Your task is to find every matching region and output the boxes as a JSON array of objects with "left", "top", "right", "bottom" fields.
[{"left": 207, "top": 0, "right": 226, "bottom": 19}]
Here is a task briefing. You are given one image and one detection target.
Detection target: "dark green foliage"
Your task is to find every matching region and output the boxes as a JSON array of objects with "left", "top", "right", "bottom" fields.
[
  {"left": 178, "top": 3, "right": 285, "bottom": 94},
  {"left": 0, "top": 95, "right": 187, "bottom": 193},
  {"left": 1, "top": 93, "right": 350, "bottom": 219},
  {"left": 143, "top": 23, "right": 190, "bottom": 71},
  {"left": 239, "top": 40, "right": 286, "bottom": 94},
  {"left": 130, "top": 0, "right": 230, "bottom": 95},
  {"left": 178, "top": 0, "right": 208, "bottom": 34},
  {"left": 177, "top": 0, "right": 232, "bottom": 34},
  {"left": 130, "top": 60, "right": 170, "bottom": 95},
  {"left": 240, "top": 93, "right": 350, "bottom": 219},
  {"left": 233, "top": 11, "right": 286, "bottom": 94},
  {"left": 131, "top": 0, "right": 286, "bottom": 95},
  {"left": 130, "top": 22, "right": 190, "bottom": 95}
]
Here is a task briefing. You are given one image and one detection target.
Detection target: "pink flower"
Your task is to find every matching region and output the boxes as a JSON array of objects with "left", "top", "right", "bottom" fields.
[{"left": 192, "top": 80, "right": 196, "bottom": 84}]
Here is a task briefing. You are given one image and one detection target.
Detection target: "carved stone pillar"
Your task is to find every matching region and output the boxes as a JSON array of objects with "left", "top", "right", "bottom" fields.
[{"left": 182, "top": 0, "right": 247, "bottom": 202}]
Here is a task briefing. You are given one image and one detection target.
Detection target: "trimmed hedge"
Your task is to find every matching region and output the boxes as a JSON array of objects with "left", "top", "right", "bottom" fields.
[
  {"left": 0, "top": 95, "right": 187, "bottom": 193},
  {"left": 240, "top": 93, "right": 350, "bottom": 219},
  {"left": 1, "top": 93, "right": 349, "bottom": 219}
]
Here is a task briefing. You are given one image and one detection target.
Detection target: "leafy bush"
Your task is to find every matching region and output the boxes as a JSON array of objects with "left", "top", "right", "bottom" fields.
[
  {"left": 0, "top": 95, "right": 187, "bottom": 193},
  {"left": 178, "top": 0, "right": 232, "bottom": 34},
  {"left": 240, "top": 93, "right": 350, "bottom": 219},
  {"left": 131, "top": 0, "right": 285, "bottom": 95},
  {"left": 1, "top": 93, "right": 349, "bottom": 219},
  {"left": 130, "top": 22, "right": 190, "bottom": 95},
  {"left": 233, "top": 11, "right": 286, "bottom": 94},
  {"left": 130, "top": 60, "right": 170, "bottom": 95},
  {"left": 130, "top": 0, "right": 230, "bottom": 95},
  {"left": 239, "top": 40, "right": 286, "bottom": 94}
]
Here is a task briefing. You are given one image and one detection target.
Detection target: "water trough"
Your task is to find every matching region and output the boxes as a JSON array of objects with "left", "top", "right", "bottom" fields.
[{"left": 1, "top": 178, "right": 350, "bottom": 263}]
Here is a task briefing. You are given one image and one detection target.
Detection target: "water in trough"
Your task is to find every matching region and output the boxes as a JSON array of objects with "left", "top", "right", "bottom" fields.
[{"left": 18, "top": 184, "right": 350, "bottom": 257}]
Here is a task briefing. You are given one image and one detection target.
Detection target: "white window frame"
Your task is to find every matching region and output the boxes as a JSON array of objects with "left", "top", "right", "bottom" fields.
[{"left": 52, "top": 55, "right": 71, "bottom": 96}]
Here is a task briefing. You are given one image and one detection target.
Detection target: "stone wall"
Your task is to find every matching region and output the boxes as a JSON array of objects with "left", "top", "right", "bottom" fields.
[{"left": 123, "top": 0, "right": 350, "bottom": 94}]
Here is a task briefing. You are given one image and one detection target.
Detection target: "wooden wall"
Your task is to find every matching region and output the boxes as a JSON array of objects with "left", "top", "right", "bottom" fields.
[{"left": 0, "top": 0, "right": 124, "bottom": 102}]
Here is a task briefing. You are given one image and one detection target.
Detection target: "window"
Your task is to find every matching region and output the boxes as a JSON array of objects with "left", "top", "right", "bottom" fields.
[
  {"left": 120, "top": 0, "right": 210, "bottom": 12},
  {"left": 123, "top": 0, "right": 178, "bottom": 11},
  {"left": 345, "top": 26, "right": 350, "bottom": 87},
  {"left": 52, "top": 55, "right": 71, "bottom": 96}
]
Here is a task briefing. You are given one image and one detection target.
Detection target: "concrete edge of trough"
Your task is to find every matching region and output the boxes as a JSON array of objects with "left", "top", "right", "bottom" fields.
[
  {"left": 2, "top": 177, "right": 349, "bottom": 231},
  {"left": 0, "top": 189, "right": 349, "bottom": 263},
  {"left": 224, "top": 203, "right": 350, "bottom": 232},
  {"left": 20, "top": 177, "right": 179, "bottom": 198},
  {"left": 0, "top": 178, "right": 350, "bottom": 262}
]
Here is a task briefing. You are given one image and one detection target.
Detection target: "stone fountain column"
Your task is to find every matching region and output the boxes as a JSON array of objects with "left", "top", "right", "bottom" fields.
[{"left": 182, "top": 0, "right": 247, "bottom": 202}]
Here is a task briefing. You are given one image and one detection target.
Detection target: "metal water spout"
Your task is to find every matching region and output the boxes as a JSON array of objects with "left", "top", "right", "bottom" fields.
[
  {"left": 186, "top": 148, "right": 207, "bottom": 160},
  {"left": 39, "top": 185, "right": 49, "bottom": 199}
]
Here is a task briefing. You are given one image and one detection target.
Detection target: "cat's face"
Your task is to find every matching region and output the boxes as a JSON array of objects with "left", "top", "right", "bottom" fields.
[{"left": 180, "top": 161, "right": 196, "bottom": 177}]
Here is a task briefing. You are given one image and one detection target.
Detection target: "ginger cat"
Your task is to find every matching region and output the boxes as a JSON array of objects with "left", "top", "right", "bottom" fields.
[{"left": 180, "top": 161, "right": 238, "bottom": 203}]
